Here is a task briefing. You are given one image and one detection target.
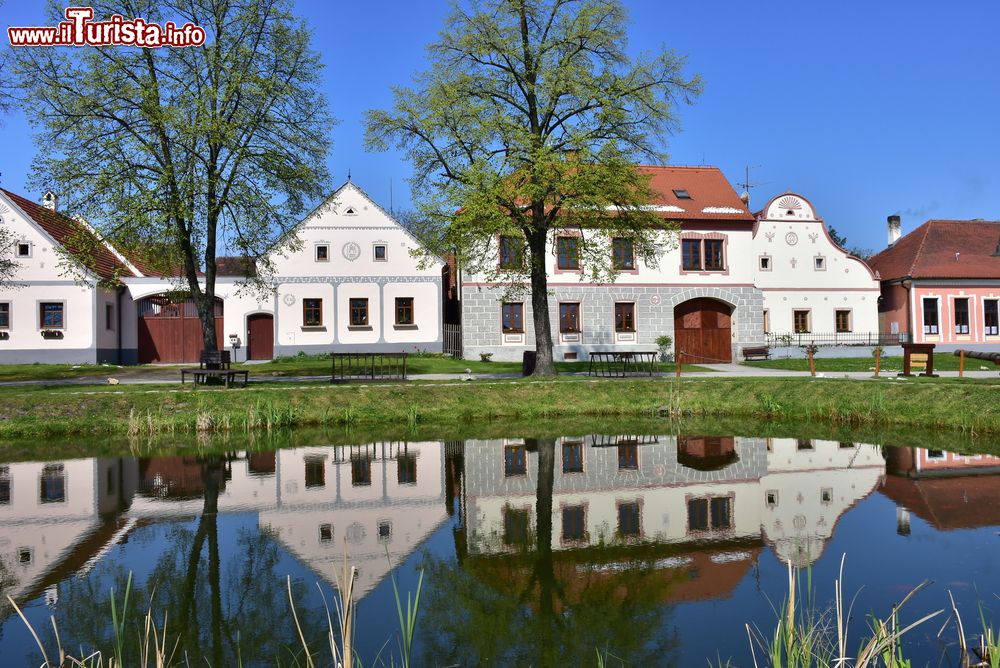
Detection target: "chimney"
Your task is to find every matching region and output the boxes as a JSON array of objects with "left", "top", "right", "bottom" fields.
[
  {"left": 740, "top": 191, "right": 750, "bottom": 206},
  {"left": 887, "top": 215, "right": 901, "bottom": 246},
  {"left": 41, "top": 191, "right": 59, "bottom": 212}
]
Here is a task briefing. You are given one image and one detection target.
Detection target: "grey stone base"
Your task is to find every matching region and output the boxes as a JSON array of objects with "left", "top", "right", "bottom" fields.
[
  {"left": 0, "top": 348, "right": 99, "bottom": 364},
  {"left": 273, "top": 341, "right": 443, "bottom": 358},
  {"left": 461, "top": 284, "right": 766, "bottom": 362}
]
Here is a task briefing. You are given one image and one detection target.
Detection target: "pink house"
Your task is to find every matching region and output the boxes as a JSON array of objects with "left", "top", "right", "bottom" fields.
[{"left": 868, "top": 217, "right": 1000, "bottom": 349}]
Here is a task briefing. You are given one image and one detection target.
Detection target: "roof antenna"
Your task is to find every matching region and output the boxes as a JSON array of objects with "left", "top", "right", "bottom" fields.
[{"left": 736, "top": 165, "right": 761, "bottom": 206}]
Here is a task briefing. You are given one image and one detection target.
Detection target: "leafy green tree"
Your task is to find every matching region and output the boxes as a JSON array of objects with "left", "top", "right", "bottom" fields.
[
  {"left": 367, "top": 0, "right": 701, "bottom": 375},
  {"left": 14, "top": 0, "right": 333, "bottom": 352}
]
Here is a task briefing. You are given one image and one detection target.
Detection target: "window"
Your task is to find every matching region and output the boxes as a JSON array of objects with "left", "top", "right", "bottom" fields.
[
  {"left": 302, "top": 299, "right": 323, "bottom": 327},
  {"left": 954, "top": 297, "right": 970, "bottom": 334},
  {"left": 351, "top": 455, "right": 372, "bottom": 486},
  {"left": 618, "top": 502, "right": 641, "bottom": 538},
  {"left": 765, "top": 490, "right": 778, "bottom": 507},
  {"left": 556, "top": 236, "right": 580, "bottom": 270},
  {"left": 504, "top": 444, "right": 526, "bottom": 476},
  {"left": 349, "top": 298, "right": 369, "bottom": 327},
  {"left": 319, "top": 524, "right": 333, "bottom": 542},
  {"left": 835, "top": 310, "right": 852, "bottom": 333},
  {"left": 562, "top": 440, "right": 584, "bottom": 473},
  {"left": 923, "top": 298, "right": 939, "bottom": 334},
  {"left": 562, "top": 505, "right": 586, "bottom": 541},
  {"left": 614, "top": 303, "right": 635, "bottom": 333},
  {"left": 40, "top": 302, "right": 64, "bottom": 329},
  {"left": 682, "top": 238, "right": 725, "bottom": 271},
  {"left": 105, "top": 303, "right": 114, "bottom": 331},
  {"left": 378, "top": 521, "right": 392, "bottom": 540},
  {"left": 704, "top": 239, "right": 724, "bottom": 270},
  {"left": 40, "top": 464, "right": 65, "bottom": 503},
  {"left": 793, "top": 310, "right": 810, "bottom": 334},
  {"left": 373, "top": 244, "right": 387, "bottom": 262},
  {"left": 15, "top": 242, "right": 30, "bottom": 257},
  {"left": 760, "top": 256, "right": 771, "bottom": 271},
  {"left": 0, "top": 303, "right": 9, "bottom": 330},
  {"left": 763, "top": 309, "right": 770, "bottom": 334},
  {"left": 18, "top": 547, "right": 32, "bottom": 564},
  {"left": 681, "top": 239, "right": 702, "bottom": 271},
  {"left": 672, "top": 189, "right": 691, "bottom": 199},
  {"left": 315, "top": 244, "right": 329, "bottom": 261},
  {"left": 499, "top": 236, "right": 524, "bottom": 269},
  {"left": 559, "top": 302, "right": 580, "bottom": 333},
  {"left": 503, "top": 507, "right": 530, "bottom": 545},
  {"left": 821, "top": 488, "right": 833, "bottom": 504},
  {"left": 814, "top": 256, "right": 826, "bottom": 270},
  {"left": 397, "top": 453, "right": 417, "bottom": 485},
  {"left": 688, "top": 496, "right": 732, "bottom": 532},
  {"left": 502, "top": 302, "right": 524, "bottom": 333},
  {"left": 618, "top": 443, "right": 638, "bottom": 470},
  {"left": 986, "top": 300, "right": 999, "bottom": 336},
  {"left": 304, "top": 457, "right": 325, "bottom": 488},
  {"left": 395, "top": 297, "right": 414, "bottom": 326},
  {"left": 612, "top": 237, "right": 635, "bottom": 270},
  {"left": 0, "top": 466, "right": 9, "bottom": 505}
]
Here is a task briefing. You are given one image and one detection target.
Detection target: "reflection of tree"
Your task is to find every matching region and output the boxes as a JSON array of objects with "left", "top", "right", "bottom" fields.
[
  {"left": 420, "top": 439, "right": 679, "bottom": 667},
  {"left": 50, "top": 455, "right": 325, "bottom": 664}
]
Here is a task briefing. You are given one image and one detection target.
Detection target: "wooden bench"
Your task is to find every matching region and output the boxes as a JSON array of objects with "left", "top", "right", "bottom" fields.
[
  {"left": 181, "top": 350, "right": 249, "bottom": 388},
  {"left": 741, "top": 346, "right": 771, "bottom": 361},
  {"left": 331, "top": 352, "right": 408, "bottom": 382}
]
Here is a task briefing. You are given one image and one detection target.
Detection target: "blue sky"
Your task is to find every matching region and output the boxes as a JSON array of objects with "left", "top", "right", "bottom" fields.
[{"left": 2, "top": 0, "right": 999, "bottom": 253}]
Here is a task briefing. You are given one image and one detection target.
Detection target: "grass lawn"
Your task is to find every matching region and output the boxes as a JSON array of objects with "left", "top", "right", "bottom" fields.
[
  {"left": 0, "top": 375, "right": 997, "bottom": 441},
  {"left": 0, "top": 354, "right": 710, "bottom": 383},
  {"left": 746, "top": 354, "right": 999, "bottom": 373}
]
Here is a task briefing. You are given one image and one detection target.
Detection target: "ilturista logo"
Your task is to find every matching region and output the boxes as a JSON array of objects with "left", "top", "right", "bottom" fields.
[{"left": 8, "top": 7, "right": 206, "bottom": 48}]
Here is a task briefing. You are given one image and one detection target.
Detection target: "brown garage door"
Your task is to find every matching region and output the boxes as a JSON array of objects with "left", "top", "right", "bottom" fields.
[
  {"left": 674, "top": 298, "right": 732, "bottom": 364},
  {"left": 138, "top": 295, "right": 224, "bottom": 363}
]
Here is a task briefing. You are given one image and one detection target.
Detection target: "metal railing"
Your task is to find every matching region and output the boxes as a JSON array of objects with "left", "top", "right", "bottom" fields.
[
  {"left": 331, "top": 352, "right": 408, "bottom": 382},
  {"left": 443, "top": 323, "right": 462, "bottom": 359},
  {"left": 765, "top": 331, "right": 908, "bottom": 347}
]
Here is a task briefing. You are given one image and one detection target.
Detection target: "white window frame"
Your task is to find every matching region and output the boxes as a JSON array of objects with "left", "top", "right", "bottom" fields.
[
  {"left": 15, "top": 241, "right": 32, "bottom": 258},
  {"left": 922, "top": 297, "right": 939, "bottom": 335},
  {"left": 0, "top": 302, "right": 10, "bottom": 330},
  {"left": 314, "top": 243, "right": 330, "bottom": 262},
  {"left": 373, "top": 244, "right": 388, "bottom": 262}
]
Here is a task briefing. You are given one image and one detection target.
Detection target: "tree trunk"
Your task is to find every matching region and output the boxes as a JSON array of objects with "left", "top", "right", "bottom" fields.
[
  {"left": 532, "top": 437, "right": 558, "bottom": 666},
  {"left": 198, "top": 294, "right": 219, "bottom": 354},
  {"left": 527, "top": 229, "right": 556, "bottom": 376}
]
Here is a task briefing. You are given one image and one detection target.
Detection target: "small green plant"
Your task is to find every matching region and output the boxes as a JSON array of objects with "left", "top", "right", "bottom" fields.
[
  {"left": 479, "top": 352, "right": 493, "bottom": 362},
  {"left": 655, "top": 335, "right": 674, "bottom": 362}
]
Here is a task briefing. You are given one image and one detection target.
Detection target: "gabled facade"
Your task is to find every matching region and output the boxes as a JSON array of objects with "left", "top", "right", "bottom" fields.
[
  {"left": 868, "top": 218, "right": 1000, "bottom": 347},
  {"left": 459, "top": 166, "right": 880, "bottom": 363},
  {"left": 0, "top": 181, "right": 443, "bottom": 364}
]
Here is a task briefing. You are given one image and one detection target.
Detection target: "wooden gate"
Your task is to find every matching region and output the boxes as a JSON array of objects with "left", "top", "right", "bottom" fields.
[
  {"left": 137, "top": 295, "right": 224, "bottom": 363},
  {"left": 246, "top": 313, "right": 274, "bottom": 360},
  {"left": 673, "top": 298, "right": 732, "bottom": 364}
]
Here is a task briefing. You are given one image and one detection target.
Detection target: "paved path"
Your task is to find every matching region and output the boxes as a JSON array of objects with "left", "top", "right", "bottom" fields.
[{"left": 0, "top": 363, "right": 997, "bottom": 388}]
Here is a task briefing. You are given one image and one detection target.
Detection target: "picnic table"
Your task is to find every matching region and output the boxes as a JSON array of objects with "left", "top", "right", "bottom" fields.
[{"left": 587, "top": 351, "right": 657, "bottom": 377}]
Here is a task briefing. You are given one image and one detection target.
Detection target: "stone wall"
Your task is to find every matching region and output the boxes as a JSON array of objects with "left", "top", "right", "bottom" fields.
[{"left": 462, "top": 284, "right": 766, "bottom": 362}]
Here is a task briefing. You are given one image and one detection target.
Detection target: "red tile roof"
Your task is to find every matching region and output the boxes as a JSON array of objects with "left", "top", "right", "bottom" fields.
[
  {"left": 868, "top": 219, "right": 1000, "bottom": 280},
  {"left": 216, "top": 255, "right": 257, "bottom": 277},
  {"left": 2, "top": 189, "right": 140, "bottom": 281},
  {"left": 639, "top": 166, "right": 755, "bottom": 222}
]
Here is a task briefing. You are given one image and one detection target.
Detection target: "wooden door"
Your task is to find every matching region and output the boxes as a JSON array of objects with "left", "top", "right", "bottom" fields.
[
  {"left": 138, "top": 296, "right": 223, "bottom": 363},
  {"left": 247, "top": 314, "right": 274, "bottom": 360},
  {"left": 673, "top": 298, "right": 732, "bottom": 364}
]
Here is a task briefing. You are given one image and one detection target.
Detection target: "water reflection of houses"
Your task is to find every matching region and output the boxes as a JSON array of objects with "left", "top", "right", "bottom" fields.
[
  {"left": 459, "top": 435, "right": 884, "bottom": 600},
  {"left": 881, "top": 447, "right": 1000, "bottom": 534},
  {"left": 0, "top": 444, "right": 449, "bottom": 613},
  {"left": 0, "top": 458, "right": 139, "bottom": 609}
]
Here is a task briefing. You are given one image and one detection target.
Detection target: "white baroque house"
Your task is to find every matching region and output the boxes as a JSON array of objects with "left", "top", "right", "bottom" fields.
[
  {"left": 459, "top": 166, "right": 881, "bottom": 363},
  {"left": 0, "top": 181, "right": 442, "bottom": 364}
]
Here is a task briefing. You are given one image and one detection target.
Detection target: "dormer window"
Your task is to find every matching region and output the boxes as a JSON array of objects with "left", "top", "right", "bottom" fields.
[
  {"left": 315, "top": 244, "right": 329, "bottom": 262},
  {"left": 672, "top": 189, "right": 691, "bottom": 199},
  {"left": 15, "top": 242, "right": 31, "bottom": 258}
]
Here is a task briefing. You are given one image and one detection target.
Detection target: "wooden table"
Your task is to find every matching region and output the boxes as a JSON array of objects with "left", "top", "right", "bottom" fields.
[{"left": 587, "top": 351, "right": 657, "bottom": 377}]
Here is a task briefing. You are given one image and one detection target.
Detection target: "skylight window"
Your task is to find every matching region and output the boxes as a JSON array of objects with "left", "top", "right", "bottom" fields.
[{"left": 672, "top": 189, "right": 692, "bottom": 199}]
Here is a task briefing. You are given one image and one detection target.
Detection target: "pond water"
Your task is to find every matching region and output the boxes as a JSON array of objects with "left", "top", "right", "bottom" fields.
[{"left": 1, "top": 433, "right": 999, "bottom": 666}]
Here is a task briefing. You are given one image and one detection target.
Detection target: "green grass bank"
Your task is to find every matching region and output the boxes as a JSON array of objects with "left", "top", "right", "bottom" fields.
[{"left": 0, "top": 375, "right": 997, "bottom": 441}]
